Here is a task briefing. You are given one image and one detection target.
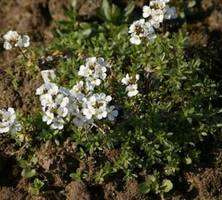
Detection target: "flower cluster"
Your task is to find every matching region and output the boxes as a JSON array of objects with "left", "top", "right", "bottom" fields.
[
  {"left": 36, "top": 57, "right": 118, "bottom": 130},
  {"left": 78, "top": 57, "right": 111, "bottom": 91},
  {"left": 121, "top": 74, "right": 140, "bottom": 97},
  {"left": 3, "top": 30, "right": 30, "bottom": 50},
  {"left": 129, "top": 0, "right": 177, "bottom": 45},
  {"left": 0, "top": 107, "right": 21, "bottom": 134},
  {"left": 36, "top": 82, "right": 70, "bottom": 130}
]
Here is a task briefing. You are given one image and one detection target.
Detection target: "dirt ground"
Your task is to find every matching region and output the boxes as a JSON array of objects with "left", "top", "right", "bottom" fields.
[{"left": 1, "top": 0, "right": 222, "bottom": 199}]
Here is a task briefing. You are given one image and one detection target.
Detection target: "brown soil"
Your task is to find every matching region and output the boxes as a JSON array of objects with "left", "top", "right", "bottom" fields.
[
  {"left": 65, "top": 181, "right": 90, "bottom": 200},
  {"left": 0, "top": 187, "right": 25, "bottom": 200},
  {"left": 0, "top": 0, "right": 69, "bottom": 42},
  {"left": 185, "top": 150, "right": 222, "bottom": 200}
]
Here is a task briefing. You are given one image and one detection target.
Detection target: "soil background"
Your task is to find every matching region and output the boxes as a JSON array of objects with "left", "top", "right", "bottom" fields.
[{"left": 1, "top": 0, "right": 222, "bottom": 199}]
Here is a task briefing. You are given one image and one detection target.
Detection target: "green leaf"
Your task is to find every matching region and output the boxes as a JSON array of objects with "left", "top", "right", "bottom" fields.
[
  {"left": 111, "top": 4, "right": 121, "bottom": 21},
  {"left": 124, "top": 1, "right": 135, "bottom": 18},
  {"left": 30, "top": 178, "right": 44, "bottom": 195},
  {"left": 139, "top": 182, "right": 151, "bottom": 194},
  {"left": 101, "top": 0, "right": 111, "bottom": 21},
  {"left": 70, "top": 172, "right": 82, "bottom": 181},
  {"left": 33, "top": 178, "right": 44, "bottom": 190},
  {"left": 22, "top": 168, "right": 36, "bottom": 178},
  {"left": 161, "top": 179, "right": 173, "bottom": 193},
  {"left": 185, "top": 157, "right": 192, "bottom": 165}
]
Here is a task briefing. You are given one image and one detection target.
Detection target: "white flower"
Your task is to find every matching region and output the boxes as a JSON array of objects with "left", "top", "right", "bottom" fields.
[
  {"left": 3, "top": 31, "right": 20, "bottom": 50},
  {"left": 81, "top": 93, "right": 112, "bottom": 120},
  {"left": 121, "top": 74, "right": 139, "bottom": 85},
  {"left": 36, "top": 82, "right": 59, "bottom": 96},
  {"left": 107, "top": 106, "right": 119, "bottom": 121},
  {"left": 130, "top": 0, "right": 176, "bottom": 45},
  {"left": 40, "top": 70, "right": 56, "bottom": 83},
  {"left": 40, "top": 93, "right": 54, "bottom": 109},
  {"left": 71, "top": 81, "right": 84, "bottom": 93},
  {"left": 130, "top": 35, "right": 142, "bottom": 45},
  {"left": 82, "top": 107, "right": 96, "bottom": 120},
  {"left": 40, "top": 93, "right": 69, "bottom": 130},
  {"left": 3, "top": 31, "right": 20, "bottom": 42},
  {"left": 37, "top": 81, "right": 70, "bottom": 130},
  {"left": 42, "top": 110, "right": 54, "bottom": 125},
  {"left": 78, "top": 64, "right": 91, "bottom": 77},
  {"left": 36, "top": 56, "right": 118, "bottom": 129},
  {"left": 55, "top": 94, "right": 69, "bottom": 108},
  {"left": 0, "top": 108, "right": 21, "bottom": 134},
  {"left": 121, "top": 74, "right": 131, "bottom": 85},
  {"left": 149, "top": 9, "right": 165, "bottom": 28},
  {"left": 50, "top": 118, "right": 65, "bottom": 130},
  {"left": 143, "top": 5, "right": 152, "bottom": 18},
  {"left": 129, "top": 19, "right": 156, "bottom": 45},
  {"left": 70, "top": 81, "right": 85, "bottom": 101},
  {"left": 150, "top": 0, "right": 167, "bottom": 10},
  {"left": 78, "top": 57, "right": 109, "bottom": 90},
  {"left": 3, "top": 30, "right": 30, "bottom": 50},
  {"left": 16, "top": 35, "right": 30, "bottom": 48},
  {"left": 129, "top": 19, "right": 146, "bottom": 36},
  {"left": 121, "top": 74, "right": 140, "bottom": 97},
  {"left": 126, "top": 84, "right": 139, "bottom": 97}
]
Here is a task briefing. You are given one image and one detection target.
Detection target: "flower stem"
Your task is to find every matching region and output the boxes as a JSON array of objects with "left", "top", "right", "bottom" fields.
[{"left": 18, "top": 47, "right": 28, "bottom": 59}]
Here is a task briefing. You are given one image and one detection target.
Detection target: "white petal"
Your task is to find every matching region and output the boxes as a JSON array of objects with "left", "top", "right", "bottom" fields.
[
  {"left": 130, "top": 35, "right": 141, "bottom": 45},
  {"left": 3, "top": 42, "right": 12, "bottom": 50}
]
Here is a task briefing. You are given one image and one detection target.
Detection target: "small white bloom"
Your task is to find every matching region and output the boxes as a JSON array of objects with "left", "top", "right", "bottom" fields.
[
  {"left": 70, "top": 81, "right": 85, "bottom": 101},
  {"left": 81, "top": 93, "right": 112, "bottom": 120},
  {"left": 130, "top": 35, "right": 142, "bottom": 45},
  {"left": 41, "top": 70, "right": 56, "bottom": 83},
  {"left": 42, "top": 110, "right": 54, "bottom": 125},
  {"left": 129, "top": 19, "right": 156, "bottom": 45},
  {"left": 37, "top": 81, "right": 70, "bottom": 130},
  {"left": 3, "top": 31, "right": 20, "bottom": 42},
  {"left": 36, "top": 85, "right": 45, "bottom": 95},
  {"left": 149, "top": 9, "right": 165, "bottom": 28},
  {"left": 150, "top": 0, "right": 167, "bottom": 10},
  {"left": 3, "top": 42, "right": 13, "bottom": 50},
  {"left": 82, "top": 107, "right": 96, "bottom": 120},
  {"left": 57, "top": 107, "right": 69, "bottom": 118},
  {"left": 121, "top": 75, "right": 128, "bottom": 85},
  {"left": 16, "top": 35, "right": 30, "bottom": 48},
  {"left": 36, "top": 82, "right": 59, "bottom": 96},
  {"left": 3, "top": 30, "right": 30, "bottom": 50},
  {"left": 0, "top": 107, "right": 21, "bottom": 134},
  {"left": 121, "top": 74, "right": 140, "bottom": 97},
  {"left": 121, "top": 74, "right": 139, "bottom": 85},
  {"left": 78, "top": 65, "right": 90, "bottom": 77},
  {"left": 3, "top": 31, "right": 20, "bottom": 50},
  {"left": 107, "top": 106, "right": 119, "bottom": 121},
  {"left": 143, "top": 5, "right": 152, "bottom": 18},
  {"left": 129, "top": 0, "right": 176, "bottom": 45},
  {"left": 55, "top": 94, "right": 69, "bottom": 108},
  {"left": 126, "top": 84, "right": 139, "bottom": 97},
  {"left": 135, "top": 74, "right": 140, "bottom": 80},
  {"left": 51, "top": 118, "right": 65, "bottom": 130},
  {"left": 78, "top": 57, "right": 110, "bottom": 90}
]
